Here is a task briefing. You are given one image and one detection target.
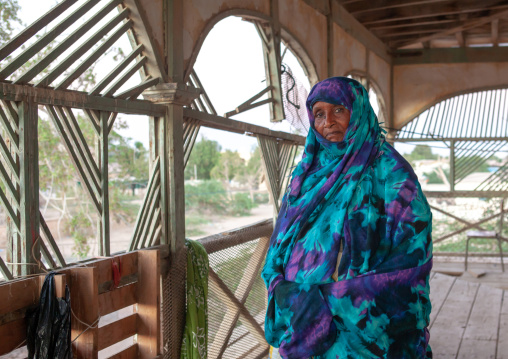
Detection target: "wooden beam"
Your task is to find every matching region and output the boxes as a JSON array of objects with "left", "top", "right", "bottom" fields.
[
  {"left": 302, "top": 0, "right": 391, "bottom": 63},
  {"left": 17, "top": 100, "right": 39, "bottom": 276},
  {"left": 183, "top": 108, "right": 305, "bottom": 145},
  {"left": 492, "top": 19, "right": 499, "bottom": 46},
  {"left": 393, "top": 8, "right": 508, "bottom": 48},
  {"left": 392, "top": 47, "right": 508, "bottom": 65},
  {"left": 370, "top": 19, "right": 458, "bottom": 31},
  {"left": 363, "top": 4, "right": 508, "bottom": 26},
  {"left": 348, "top": 0, "right": 451, "bottom": 15},
  {"left": 199, "top": 219, "right": 273, "bottom": 254},
  {"left": 455, "top": 31, "right": 465, "bottom": 47},
  {"left": 0, "top": 82, "right": 165, "bottom": 116},
  {"left": 331, "top": 1, "right": 391, "bottom": 63},
  {"left": 122, "top": 0, "right": 169, "bottom": 81}
]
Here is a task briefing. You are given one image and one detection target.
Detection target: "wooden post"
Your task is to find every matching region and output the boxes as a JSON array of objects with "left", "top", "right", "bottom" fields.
[
  {"left": 450, "top": 140, "right": 455, "bottom": 192},
  {"left": 99, "top": 111, "right": 110, "bottom": 256},
  {"left": 10, "top": 99, "right": 40, "bottom": 276},
  {"left": 265, "top": 0, "right": 285, "bottom": 122}
]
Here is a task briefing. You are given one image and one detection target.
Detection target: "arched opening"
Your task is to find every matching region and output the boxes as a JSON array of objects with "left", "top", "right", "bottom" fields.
[{"left": 346, "top": 71, "right": 387, "bottom": 126}]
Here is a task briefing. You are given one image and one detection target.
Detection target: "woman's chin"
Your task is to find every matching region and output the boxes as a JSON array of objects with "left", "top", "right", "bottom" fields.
[{"left": 325, "top": 134, "right": 344, "bottom": 142}]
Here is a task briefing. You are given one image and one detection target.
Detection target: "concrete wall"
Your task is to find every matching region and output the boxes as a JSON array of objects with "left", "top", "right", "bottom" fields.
[
  {"left": 332, "top": 25, "right": 391, "bottom": 122},
  {"left": 393, "top": 62, "right": 508, "bottom": 129},
  {"left": 279, "top": 0, "right": 327, "bottom": 81}
]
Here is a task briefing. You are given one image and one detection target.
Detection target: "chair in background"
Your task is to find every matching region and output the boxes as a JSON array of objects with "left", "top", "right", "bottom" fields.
[{"left": 465, "top": 199, "right": 505, "bottom": 272}]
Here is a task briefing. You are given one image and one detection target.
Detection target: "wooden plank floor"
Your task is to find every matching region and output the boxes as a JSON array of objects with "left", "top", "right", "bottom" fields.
[
  {"left": 433, "top": 259, "right": 508, "bottom": 290},
  {"left": 430, "top": 272, "right": 507, "bottom": 358}
]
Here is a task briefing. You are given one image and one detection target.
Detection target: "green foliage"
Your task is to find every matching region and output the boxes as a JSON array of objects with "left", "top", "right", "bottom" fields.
[
  {"left": 185, "top": 215, "right": 210, "bottom": 237},
  {"left": 423, "top": 169, "right": 449, "bottom": 184},
  {"left": 0, "top": 0, "right": 21, "bottom": 46},
  {"left": 403, "top": 145, "right": 438, "bottom": 164},
  {"left": 229, "top": 192, "right": 255, "bottom": 216},
  {"left": 109, "top": 131, "right": 149, "bottom": 186},
  {"left": 455, "top": 155, "right": 492, "bottom": 177},
  {"left": 254, "top": 192, "right": 269, "bottom": 204},
  {"left": 211, "top": 149, "right": 245, "bottom": 182},
  {"left": 185, "top": 180, "right": 228, "bottom": 213},
  {"left": 185, "top": 137, "right": 221, "bottom": 180},
  {"left": 66, "top": 211, "right": 93, "bottom": 259}
]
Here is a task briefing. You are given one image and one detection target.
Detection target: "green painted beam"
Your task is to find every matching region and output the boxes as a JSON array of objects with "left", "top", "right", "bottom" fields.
[
  {"left": 0, "top": 82, "right": 165, "bottom": 116},
  {"left": 393, "top": 47, "right": 508, "bottom": 65}
]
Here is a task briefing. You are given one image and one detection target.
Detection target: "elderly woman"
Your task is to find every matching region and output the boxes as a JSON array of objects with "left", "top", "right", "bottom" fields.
[{"left": 262, "top": 77, "right": 433, "bottom": 359}]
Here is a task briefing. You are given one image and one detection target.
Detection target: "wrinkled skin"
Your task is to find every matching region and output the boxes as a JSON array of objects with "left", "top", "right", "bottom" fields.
[{"left": 312, "top": 101, "right": 351, "bottom": 142}]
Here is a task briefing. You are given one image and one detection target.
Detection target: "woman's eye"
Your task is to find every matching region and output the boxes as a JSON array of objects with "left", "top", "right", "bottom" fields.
[
  {"left": 315, "top": 112, "right": 324, "bottom": 118},
  {"left": 335, "top": 107, "right": 344, "bottom": 113}
]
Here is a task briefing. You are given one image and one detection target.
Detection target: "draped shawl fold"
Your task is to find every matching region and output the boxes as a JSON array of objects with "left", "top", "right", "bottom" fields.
[{"left": 262, "top": 77, "right": 433, "bottom": 358}]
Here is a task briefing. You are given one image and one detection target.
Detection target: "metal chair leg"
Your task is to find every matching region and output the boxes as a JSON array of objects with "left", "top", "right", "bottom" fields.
[
  {"left": 497, "top": 236, "right": 505, "bottom": 272},
  {"left": 465, "top": 237, "right": 470, "bottom": 271}
]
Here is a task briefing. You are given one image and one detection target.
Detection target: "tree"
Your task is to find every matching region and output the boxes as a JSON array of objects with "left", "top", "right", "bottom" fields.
[
  {"left": 0, "top": 0, "right": 21, "bottom": 45},
  {"left": 404, "top": 145, "right": 438, "bottom": 163},
  {"left": 236, "top": 146, "right": 263, "bottom": 200},
  {"left": 185, "top": 136, "right": 221, "bottom": 180},
  {"left": 211, "top": 149, "right": 245, "bottom": 183}
]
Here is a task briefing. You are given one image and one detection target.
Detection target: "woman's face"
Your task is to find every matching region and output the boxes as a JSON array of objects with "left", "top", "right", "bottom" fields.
[{"left": 312, "top": 101, "right": 351, "bottom": 142}]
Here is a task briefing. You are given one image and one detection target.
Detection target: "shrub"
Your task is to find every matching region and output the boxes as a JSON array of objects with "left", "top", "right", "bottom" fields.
[
  {"left": 185, "top": 180, "right": 228, "bottom": 213},
  {"left": 229, "top": 192, "right": 255, "bottom": 216}
]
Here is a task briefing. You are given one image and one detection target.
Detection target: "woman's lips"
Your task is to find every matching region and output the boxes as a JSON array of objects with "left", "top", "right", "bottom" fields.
[{"left": 325, "top": 131, "right": 342, "bottom": 139}]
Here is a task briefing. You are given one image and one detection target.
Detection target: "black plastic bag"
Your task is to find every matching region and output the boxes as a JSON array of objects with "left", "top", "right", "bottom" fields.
[{"left": 27, "top": 272, "right": 71, "bottom": 359}]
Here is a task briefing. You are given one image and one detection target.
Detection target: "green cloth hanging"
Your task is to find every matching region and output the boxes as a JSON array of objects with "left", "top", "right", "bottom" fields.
[{"left": 181, "top": 239, "right": 209, "bottom": 359}]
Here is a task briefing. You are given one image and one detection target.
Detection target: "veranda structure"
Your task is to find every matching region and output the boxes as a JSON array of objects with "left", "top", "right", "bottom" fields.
[{"left": 1, "top": 1, "right": 508, "bottom": 358}]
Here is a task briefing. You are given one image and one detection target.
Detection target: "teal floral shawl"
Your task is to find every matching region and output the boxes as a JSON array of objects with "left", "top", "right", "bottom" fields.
[{"left": 262, "top": 77, "right": 433, "bottom": 358}]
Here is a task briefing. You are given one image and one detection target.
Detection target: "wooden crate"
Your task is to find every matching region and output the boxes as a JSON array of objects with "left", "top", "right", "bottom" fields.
[{"left": 0, "top": 249, "right": 161, "bottom": 359}]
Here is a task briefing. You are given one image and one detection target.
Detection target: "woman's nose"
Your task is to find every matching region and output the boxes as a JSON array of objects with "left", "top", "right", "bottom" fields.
[{"left": 324, "top": 110, "right": 335, "bottom": 126}]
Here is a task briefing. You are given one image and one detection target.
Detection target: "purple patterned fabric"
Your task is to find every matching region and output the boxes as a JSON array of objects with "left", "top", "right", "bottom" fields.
[{"left": 262, "top": 77, "right": 433, "bottom": 358}]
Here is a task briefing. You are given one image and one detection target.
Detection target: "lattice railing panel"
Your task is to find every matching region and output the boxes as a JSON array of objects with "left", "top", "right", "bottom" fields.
[
  {"left": 129, "top": 156, "right": 162, "bottom": 250},
  {"left": 258, "top": 135, "right": 298, "bottom": 212},
  {"left": 0, "top": 0, "right": 161, "bottom": 98},
  {"left": 397, "top": 89, "right": 508, "bottom": 140},
  {"left": 199, "top": 220, "right": 273, "bottom": 359},
  {"left": 0, "top": 100, "right": 20, "bottom": 280}
]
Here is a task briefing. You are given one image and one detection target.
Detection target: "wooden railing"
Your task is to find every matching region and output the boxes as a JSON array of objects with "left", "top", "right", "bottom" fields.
[{"left": 198, "top": 219, "right": 273, "bottom": 359}]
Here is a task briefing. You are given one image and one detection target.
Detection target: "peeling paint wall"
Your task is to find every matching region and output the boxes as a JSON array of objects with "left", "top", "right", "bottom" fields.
[
  {"left": 138, "top": 0, "right": 164, "bottom": 65},
  {"left": 393, "top": 62, "right": 508, "bottom": 128},
  {"left": 279, "top": 0, "right": 327, "bottom": 81},
  {"left": 333, "top": 24, "right": 366, "bottom": 76},
  {"left": 368, "top": 52, "right": 391, "bottom": 120}
]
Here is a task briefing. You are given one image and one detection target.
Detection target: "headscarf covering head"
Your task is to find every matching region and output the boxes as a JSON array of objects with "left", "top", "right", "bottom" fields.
[{"left": 288, "top": 76, "right": 383, "bottom": 201}]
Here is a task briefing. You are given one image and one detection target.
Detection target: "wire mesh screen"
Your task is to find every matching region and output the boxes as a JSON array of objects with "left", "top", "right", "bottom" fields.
[
  {"left": 281, "top": 63, "right": 309, "bottom": 135},
  {"left": 206, "top": 237, "right": 269, "bottom": 359},
  {"left": 162, "top": 249, "right": 187, "bottom": 359}
]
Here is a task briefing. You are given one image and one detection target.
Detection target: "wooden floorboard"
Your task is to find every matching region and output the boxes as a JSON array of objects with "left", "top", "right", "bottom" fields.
[
  {"left": 498, "top": 291, "right": 508, "bottom": 359},
  {"left": 457, "top": 284, "right": 503, "bottom": 358},
  {"left": 430, "top": 268, "right": 507, "bottom": 359},
  {"left": 430, "top": 278, "right": 480, "bottom": 358},
  {"left": 433, "top": 260, "right": 508, "bottom": 290},
  {"left": 429, "top": 273, "right": 456, "bottom": 329}
]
